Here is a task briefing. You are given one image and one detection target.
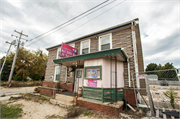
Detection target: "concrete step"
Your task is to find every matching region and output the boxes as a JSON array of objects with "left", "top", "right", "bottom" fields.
[{"left": 55, "top": 94, "right": 74, "bottom": 105}]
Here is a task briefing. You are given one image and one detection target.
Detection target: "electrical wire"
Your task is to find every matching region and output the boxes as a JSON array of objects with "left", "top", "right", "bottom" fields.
[
  {"left": 27, "top": 0, "right": 110, "bottom": 42},
  {"left": 27, "top": 0, "right": 115, "bottom": 46},
  {"left": 21, "top": 0, "right": 45, "bottom": 29},
  {"left": 41, "top": 0, "right": 126, "bottom": 48},
  {"left": 24, "top": 0, "right": 83, "bottom": 32},
  {"left": 23, "top": 0, "right": 60, "bottom": 31}
]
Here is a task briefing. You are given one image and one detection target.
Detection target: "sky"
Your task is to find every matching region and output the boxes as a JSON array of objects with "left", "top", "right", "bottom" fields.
[{"left": 0, "top": 0, "right": 180, "bottom": 69}]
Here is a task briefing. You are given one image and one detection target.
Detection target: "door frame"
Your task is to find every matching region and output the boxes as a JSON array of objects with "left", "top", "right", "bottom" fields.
[{"left": 73, "top": 67, "right": 84, "bottom": 92}]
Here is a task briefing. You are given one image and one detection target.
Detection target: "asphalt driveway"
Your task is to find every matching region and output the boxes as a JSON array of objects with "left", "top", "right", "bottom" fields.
[{"left": 0, "top": 87, "right": 36, "bottom": 96}]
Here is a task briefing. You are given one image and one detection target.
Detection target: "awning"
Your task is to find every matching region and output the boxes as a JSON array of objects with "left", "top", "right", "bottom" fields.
[{"left": 53, "top": 48, "right": 127, "bottom": 67}]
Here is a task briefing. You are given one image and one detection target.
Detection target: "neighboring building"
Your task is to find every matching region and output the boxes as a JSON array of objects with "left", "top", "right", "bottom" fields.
[{"left": 39, "top": 18, "right": 144, "bottom": 112}]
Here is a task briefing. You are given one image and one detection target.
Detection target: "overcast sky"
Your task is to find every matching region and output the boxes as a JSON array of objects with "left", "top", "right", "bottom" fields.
[{"left": 1, "top": 0, "right": 180, "bottom": 69}]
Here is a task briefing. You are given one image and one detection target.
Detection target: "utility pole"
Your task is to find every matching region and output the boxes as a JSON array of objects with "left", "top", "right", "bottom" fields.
[
  {"left": 7, "top": 30, "right": 28, "bottom": 87},
  {"left": 0, "top": 40, "right": 16, "bottom": 75}
]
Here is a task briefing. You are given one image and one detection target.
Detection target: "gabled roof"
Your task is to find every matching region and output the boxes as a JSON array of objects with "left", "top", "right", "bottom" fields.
[
  {"left": 53, "top": 48, "right": 127, "bottom": 67},
  {"left": 46, "top": 18, "right": 138, "bottom": 50}
]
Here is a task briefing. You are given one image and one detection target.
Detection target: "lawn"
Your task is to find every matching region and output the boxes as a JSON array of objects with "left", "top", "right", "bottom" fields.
[{"left": 1, "top": 102, "right": 23, "bottom": 118}]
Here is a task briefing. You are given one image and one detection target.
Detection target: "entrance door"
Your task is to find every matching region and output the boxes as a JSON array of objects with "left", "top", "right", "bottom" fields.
[{"left": 74, "top": 68, "right": 83, "bottom": 93}]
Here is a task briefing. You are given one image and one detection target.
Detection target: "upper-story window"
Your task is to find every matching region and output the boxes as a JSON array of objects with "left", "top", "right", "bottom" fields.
[
  {"left": 69, "top": 43, "right": 75, "bottom": 48},
  {"left": 56, "top": 44, "right": 75, "bottom": 59},
  {"left": 80, "top": 39, "right": 90, "bottom": 54},
  {"left": 57, "top": 47, "right": 61, "bottom": 59},
  {"left": 99, "top": 33, "right": 112, "bottom": 51}
]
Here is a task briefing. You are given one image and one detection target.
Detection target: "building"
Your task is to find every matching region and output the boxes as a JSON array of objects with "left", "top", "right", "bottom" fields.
[{"left": 38, "top": 18, "right": 144, "bottom": 115}]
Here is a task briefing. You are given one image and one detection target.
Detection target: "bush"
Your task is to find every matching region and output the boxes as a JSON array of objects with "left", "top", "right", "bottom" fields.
[{"left": 0, "top": 80, "right": 42, "bottom": 87}]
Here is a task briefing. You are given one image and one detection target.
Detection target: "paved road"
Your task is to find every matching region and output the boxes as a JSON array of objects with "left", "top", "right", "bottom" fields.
[{"left": 0, "top": 87, "right": 36, "bottom": 96}]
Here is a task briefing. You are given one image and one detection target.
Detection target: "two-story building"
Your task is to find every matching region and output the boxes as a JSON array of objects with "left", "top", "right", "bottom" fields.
[{"left": 38, "top": 18, "right": 144, "bottom": 115}]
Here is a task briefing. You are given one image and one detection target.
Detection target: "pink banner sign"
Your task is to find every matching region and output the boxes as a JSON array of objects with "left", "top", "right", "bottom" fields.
[
  {"left": 60, "top": 43, "right": 78, "bottom": 57},
  {"left": 88, "top": 80, "right": 97, "bottom": 87}
]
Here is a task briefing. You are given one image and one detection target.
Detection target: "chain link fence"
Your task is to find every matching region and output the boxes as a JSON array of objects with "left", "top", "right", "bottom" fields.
[{"left": 124, "top": 68, "right": 180, "bottom": 110}]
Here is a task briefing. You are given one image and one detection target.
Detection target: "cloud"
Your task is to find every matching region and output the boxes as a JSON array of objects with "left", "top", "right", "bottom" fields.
[{"left": 0, "top": 0, "right": 180, "bottom": 69}]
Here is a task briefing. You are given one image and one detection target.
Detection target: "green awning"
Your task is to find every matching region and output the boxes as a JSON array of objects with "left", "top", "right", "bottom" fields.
[{"left": 53, "top": 48, "right": 127, "bottom": 67}]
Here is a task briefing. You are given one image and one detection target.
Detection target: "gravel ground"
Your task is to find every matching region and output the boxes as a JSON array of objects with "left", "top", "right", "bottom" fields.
[{"left": 7, "top": 99, "right": 67, "bottom": 119}]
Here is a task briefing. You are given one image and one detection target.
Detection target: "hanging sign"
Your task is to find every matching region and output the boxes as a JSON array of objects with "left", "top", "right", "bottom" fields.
[
  {"left": 88, "top": 80, "right": 97, "bottom": 87},
  {"left": 60, "top": 43, "right": 78, "bottom": 57}
]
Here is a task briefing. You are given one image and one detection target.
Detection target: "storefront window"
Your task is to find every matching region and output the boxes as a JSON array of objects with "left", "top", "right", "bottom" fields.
[
  {"left": 76, "top": 70, "right": 82, "bottom": 78},
  {"left": 84, "top": 66, "right": 101, "bottom": 79}
]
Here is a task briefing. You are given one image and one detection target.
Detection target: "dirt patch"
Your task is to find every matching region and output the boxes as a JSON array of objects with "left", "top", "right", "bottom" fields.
[{"left": 6, "top": 99, "right": 67, "bottom": 119}]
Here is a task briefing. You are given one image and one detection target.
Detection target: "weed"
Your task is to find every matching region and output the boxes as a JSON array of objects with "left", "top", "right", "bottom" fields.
[
  {"left": 84, "top": 111, "right": 93, "bottom": 116},
  {"left": 40, "top": 97, "right": 48, "bottom": 101},
  {"left": 36, "top": 89, "right": 40, "bottom": 93},
  {"left": 1, "top": 94, "right": 6, "bottom": 97},
  {"left": 1, "top": 103, "right": 23, "bottom": 118}
]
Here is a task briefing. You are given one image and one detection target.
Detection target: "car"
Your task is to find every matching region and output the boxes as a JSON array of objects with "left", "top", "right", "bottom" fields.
[{"left": 160, "top": 80, "right": 169, "bottom": 86}]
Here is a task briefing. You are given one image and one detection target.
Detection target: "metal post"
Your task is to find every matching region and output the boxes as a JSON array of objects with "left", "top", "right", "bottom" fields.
[
  {"left": 0, "top": 43, "right": 12, "bottom": 75},
  {"left": 115, "top": 56, "right": 117, "bottom": 102},
  {"left": 7, "top": 31, "right": 28, "bottom": 87}
]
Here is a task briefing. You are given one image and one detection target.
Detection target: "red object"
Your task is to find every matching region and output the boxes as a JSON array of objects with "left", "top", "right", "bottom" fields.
[
  {"left": 60, "top": 43, "right": 78, "bottom": 57},
  {"left": 88, "top": 80, "right": 97, "bottom": 87}
]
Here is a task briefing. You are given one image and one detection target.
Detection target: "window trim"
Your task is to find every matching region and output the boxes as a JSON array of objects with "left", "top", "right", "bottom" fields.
[
  {"left": 80, "top": 39, "right": 90, "bottom": 55},
  {"left": 54, "top": 66, "right": 61, "bottom": 82},
  {"left": 69, "top": 43, "right": 75, "bottom": 48},
  {"left": 84, "top": 66, "right": 102, "bottom": 80},
  {"left": 56, "top": 47, "right": 61, "bottom": 59},
  {"left": 98, "top": 33, "right": 112, "bottom": 51}
]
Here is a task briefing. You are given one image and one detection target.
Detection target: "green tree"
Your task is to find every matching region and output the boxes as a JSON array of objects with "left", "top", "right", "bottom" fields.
[
  {"left": 145, "top": 63, "right": 159, "bottom": 72},
  {"left": 1, "top": 47, "right": 47, "bottom": 81}
]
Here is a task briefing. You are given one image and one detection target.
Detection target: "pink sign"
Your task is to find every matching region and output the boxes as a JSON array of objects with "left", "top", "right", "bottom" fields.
[
  {"left": 88, "top": 80, "right": 97, "bottom": 87},
  {"left": 60, "top": 43, "right": 78, "bottom": 57},
  {"left": 138, "top": 75, "right": 145, "bottom": 79}
]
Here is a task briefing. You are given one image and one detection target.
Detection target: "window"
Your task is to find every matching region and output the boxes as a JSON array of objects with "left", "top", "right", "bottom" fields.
[
  {"left": 69, "top": 43, "right": 75, "bottom": 48},
  {"left": 54, "top": 66, "right": 61, "bottom": 82},
  {"left": 84, "top": 66, "right": 102, "bottom": 79},
  {"left": 76, "top": 70, "right": 82, "bottom": 78},
  {"left": 56, "top": 47, "right": 62, "bottom": 59},
  {"left": 99, "top": 33, "right": 112, "bottom": 51},
  {"left": 80, "top": 39, "right": 90, "bottom": 54}
]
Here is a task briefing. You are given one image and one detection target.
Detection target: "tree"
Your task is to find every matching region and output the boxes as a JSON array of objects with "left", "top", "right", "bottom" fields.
[
  {"left": 0, "top": 47, "right": 47, "bottom": 81},
  {"left": 145, "top": 63, "right": 158, "bottom": 72},
  {"left": 145, "top": 62, "right": 178, "bottom": 81}
]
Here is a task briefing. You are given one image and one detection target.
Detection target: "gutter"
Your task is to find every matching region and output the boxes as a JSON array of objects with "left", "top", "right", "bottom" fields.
[{"left": 121, "top": 48, "right": 131, "bottom": 87}]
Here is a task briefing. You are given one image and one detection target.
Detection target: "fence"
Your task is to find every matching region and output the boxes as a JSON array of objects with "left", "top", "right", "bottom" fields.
[{"left": 124, "top": 68, "right": 180, "bottom": 116}]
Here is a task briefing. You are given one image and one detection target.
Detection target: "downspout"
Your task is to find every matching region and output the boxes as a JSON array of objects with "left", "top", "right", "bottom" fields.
[
  {"left": 65, "top": 66, "right": 67, "bottom": 83},
  {"left": 121, "top": 48, "right": 131, "bottom": 87}
]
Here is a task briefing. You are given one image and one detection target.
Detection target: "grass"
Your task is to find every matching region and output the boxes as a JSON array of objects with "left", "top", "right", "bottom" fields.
[
  {"left": 1, "top": 103, "right": 23, "bottom": 118},
  {"left": 84, "top": 111, "right": 93, "bottom": 116},
  {"left": 1, "top": 94, "right": 6, "bottom": 97}
]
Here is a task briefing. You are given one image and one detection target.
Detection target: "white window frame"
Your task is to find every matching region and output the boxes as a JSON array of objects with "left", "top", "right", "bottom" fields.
[
  {"left": 80, "top": 39, "right": 90, "bottom": 55},
  {"left": 69, "top": 43, "right": 75, "bottom": 48},
  {"left": 98, "top": 33, "right": 112, "bottom": 51},
  {"left": 56, "top": 47, "right": 62, "bottom": 59},
  {"left": 54, "top": 66, "right": 61, "bottom": 82}
]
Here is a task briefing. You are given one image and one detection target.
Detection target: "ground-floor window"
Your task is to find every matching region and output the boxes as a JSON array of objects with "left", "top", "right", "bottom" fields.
[{"left": 54, "top": 66, "right": 61, "bottom": 82}]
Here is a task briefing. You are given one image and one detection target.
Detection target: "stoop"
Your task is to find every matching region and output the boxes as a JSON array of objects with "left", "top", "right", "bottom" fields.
[{"left": 55, "top": 94, "right": 75, "bottom": 107}]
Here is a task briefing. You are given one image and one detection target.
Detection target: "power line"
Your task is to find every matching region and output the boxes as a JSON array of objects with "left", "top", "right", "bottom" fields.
[
  {"left": 23, "top": 0, "right": 60, "bottom": 31},
  {"left": 27, "top": 0, "right": 115, "bottom": 46},
  {"left": 23, "top": 0, "right": 82, "bottom": 31},
  {"left": 21, "top": 0, "right": 45, "bottom": 29},
  {"left": 27, "top": 0, "right": 110, "bottom": 42},
  {"left": 42, "top": 0, "right": 126, "bottom": 48}
]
